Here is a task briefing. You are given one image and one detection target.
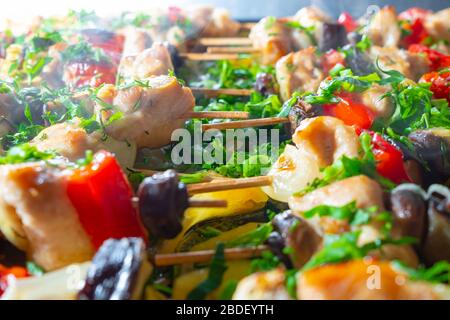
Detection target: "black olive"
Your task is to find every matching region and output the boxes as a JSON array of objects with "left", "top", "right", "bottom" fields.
[
  {"left": 287, "top": 98, "right": 322, "bottom": 134},
  {"left": 408, "top": 130, "right": 450, "bottom": 186},
  {"left": 78, "top": 238, "right": 149, "bottom": 300},
  {"left": 267, "top": 211, "right": 321, "bottom": 269},
  {"left": 421, "top": 186, "right": 450, "bottom": 265},
  {"left": 344, "top": 46, "right": 376, "bottom": 76},
  {"left": 137, "top": 169, "right": 188, "bottom": 239},
  {"left": 254, "top": 72, "right": 277, "bottom": 96},
  {"left": 164, "top": 42, "right": 184, "bottom": 71},
  {"left": 390, "top": 187, "right": 427, "bottom": 243},
  {"left": 319, "top": 23, "right": 348, "bottom": 52}
]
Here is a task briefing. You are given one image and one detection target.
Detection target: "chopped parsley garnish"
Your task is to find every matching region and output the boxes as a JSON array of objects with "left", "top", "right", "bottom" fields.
[
  {"left": 61, "top": 41, "right": 111, "bottom": 64},
  {"left": 224, "top": 223, "right": 273, "bottom": 248},
  {"left": 0, "top": 144, "right": 55, "bottom": 164},
  {"left": 392, "top": 260, "right": 450, "bottom": 284}
]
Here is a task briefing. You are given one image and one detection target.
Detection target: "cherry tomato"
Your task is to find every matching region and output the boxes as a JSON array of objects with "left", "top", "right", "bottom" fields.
[
  {"left": 64, "top": 61, "right": 117, "bottom": 88},
  {"left": 323, "top": 93, "right": 374, "bottom": 130},
  {"left": 362, "top": 131, "right": 412, "bottom": 184},
  {"left": 409, "top": 44, "right": 450, "bottom": 71},
  {"left": 401, "top": 19, "right": 430, "bottom": 47},
  {"left": 0, "top": 264, "right": 29, "bottom": 296},
  {"left": 337, "top": 12, "right": 358, "bottom": 33},
  {"left": 82, "top": 29, "right": 124, "bottom": 64},
  {"left": 420, "top": 71, "right": 450, "bottom": 103},
  {"left": 66, "top": 151, "right": 147, "bottom": 248},
  {"left": 321, "top": 50, "right": 346, "bottom": 74}
]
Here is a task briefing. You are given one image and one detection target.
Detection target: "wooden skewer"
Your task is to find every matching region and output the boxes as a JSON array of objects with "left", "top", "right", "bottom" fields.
[
  {"left": 207, "top": 46, "right": 259, "bottom": 54},
  {"left": 198, "top": 37, "right": 253, "bottom": 46},
  {"left": 180, "top": 52, "right": 247, "bottom": 61},
  {"left": 240, "top": 22, "right": 257, "bottom": 30},
  {"left": 154, "top": 245, "right": 268, "bottom": 266},
  {"left": 187, "top": 176, "right": 272, "bottom": 194},
  {"left": 184, "top": 111, "right": 250, "bottom": 119},
  {"left": 191, "top": 88, "right": 253, "bottom": 97},
  {"left": 132, "top": 197, "right": 227, "bottom": 208},
  {"left": 202, "top": 117, "right": 289, "bottom": 130}
]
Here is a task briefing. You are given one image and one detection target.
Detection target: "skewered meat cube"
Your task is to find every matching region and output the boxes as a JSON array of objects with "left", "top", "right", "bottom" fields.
[
  {"left": 275, "top": 47, "right": 325, "bottom": 101},
  {"left": 233, "top": 268, "right": 291, "bottom": 300},
  {"left": 297, "top": 260, "right": 443, "bottom": 300},
  {"left": 424, "top": 8, "right": 450, "bottom": 43},
  {"left": 119, "top": 27, "right": 153, "bottom": 58},
  {"left": 119, "top": 42, "right": 174, "bottom": 80},
  {"left": 292, "top": 116, "right": 360, "bottom": 168},
  {"left": 30, "top": 118, "right": 137, "bottom": 169},
  {"left": 369, "top": 46, "right": 429, "bottom": 81},
  {"left": 365, "top": 6, "right": 401, "bottom": 47},
  {"left": 103, "top": 75, "right": 194, "bottom": 149},
  {"left": 189, "top": 6, "right": 241, "bottom": 38},
  {"left": 0, "top": 162, "right": 95, "bottom": 271},
  {"left": 360, "top": 84, "right": 394, "bottom": 120},
  {"left": 250, "top": 17, "right": 293, "bottom": 66}
]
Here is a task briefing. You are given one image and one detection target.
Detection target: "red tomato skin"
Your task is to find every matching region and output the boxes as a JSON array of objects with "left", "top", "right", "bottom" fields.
[
  {"left": 321, "top": 50, "right": 346, "bottom": 74},
  {"left": 65, "top": 62, "right": 117, "bottom": 88},
  {"left": 401, "top": 19, "right": 430, "bottom": 47},
  {"left": 66, "top": 151, "right": 147, "bottom": 249},
  {"left": 409, "top": 44, "right": 450, "bottom": 71},
  {"left": 398, "top": 7, "right": 432, "bottom": 22},
  {"left": 337, "top": 12, "right": 357, "bottom": 33},
  {"left": 420, "top": 71, "right": 450, "bottom": 103},
  {"left": 323, "top": 94, "right": 374, "bottom": 130},
  {"left": 362, "top": 131, "right": 412, "bottom": 184}
]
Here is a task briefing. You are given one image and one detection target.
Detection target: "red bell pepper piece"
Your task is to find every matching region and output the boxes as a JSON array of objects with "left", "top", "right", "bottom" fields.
[
  {"left": 323, "top": 93, "right": 374, "bottom": 130},
  {"left": 321, "top": 49, "right": 346, "bottom": 74},
  {"left": 420, "top": 71, "right": 450, "bottom": 103},
  {"left": 409, "top": 44, "right": 450, "bottom": 71},
  {"left": 338, "top": 12, "right": 357, "bottom": 33},
  {"left": 0, "top": 264, "right": 29, "bottom": 296},
  {"left": 362, "top": 131, "right": 412, "bottom": 184},
  {"left": 401, "top": 19, "right": 430, "bottom": 47},
  {"left": 65, "top": 61, "right": 117, "bottom": 88},
  {"left": 83, "top": 32, "right": 124, "bottom": 65},
  {"left": 66, "top": 151, "right": 147, "bottom": 248}
]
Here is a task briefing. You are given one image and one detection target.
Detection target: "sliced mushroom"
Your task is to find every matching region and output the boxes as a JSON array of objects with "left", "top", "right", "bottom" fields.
[
  {"left": 78, "top": 237, "right": 152, "bottom": 300},
  {"left": 267, "top": 211, "right": 322, "bottom": 269},
  {"left": 287, "top": 98, "right": 322, "bottom": 135}
]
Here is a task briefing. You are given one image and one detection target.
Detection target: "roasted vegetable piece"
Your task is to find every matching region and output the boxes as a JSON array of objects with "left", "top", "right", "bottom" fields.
[
  {"left": 408, "top": 129, "right": 450, "bottom": 186},
  {"left": 390, "top": 185, "right": 427, "bottom": 243},
  {"left": 409, "top": 44, "right": 450, "bottom": 71},
  {"left": 319, "top": 23, "right": 348, "bottom": 52},
  {"left": 138, "top": 170, "right": 189, "bottom": 239},
  {"left": 344, "top": 46, "right": 376, "bottom": 76},
  {"left": 287, "top": 98, "right": 322, "bottom": 135},
  {"left": 254, "top": 72, "right": 277, "bottom": 96},
  {"left": 0, "top": 264, "right": 29, "bottom": 297},
  {"left": 78, "top": 238, "right": 151, "bottom": 300},
  {"left": 267, "top": 211, "right": 321, "bottom": 269},
  {"left": 422, "top": 185, "right": 450, "bottom": 265},
  {"left": 337, "top": 12, "right": 357, "bottom": 33},
  {"left": 67, "top": 151, "right": 147, "bottom": 248}
]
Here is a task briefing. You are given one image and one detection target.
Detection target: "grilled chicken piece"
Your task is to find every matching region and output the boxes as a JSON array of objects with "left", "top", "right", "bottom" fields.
[
  {"left": 119, "top": 42, "right": 174, "bottom": 80},
  {"left": 369, "top": 46, "right": 429, "bottom": 82},
  {"left": 365, "top": 6, "right": 401, "bottom": 47},
  {"left": 290, "top": 7, "right": 332, "bottom": 50},
  {"left": 289, "top": 175, "right": 418, "bottom": 265},
  {"left": 263, "top": 116, "right": 360, "bottom": 202},
  {"left": 297, "top": 260, "right": 444, "bottom": 300},
  {"left": 189, "top": 6, "right": 240, "bottom": 38},
  {"left": 40, "top": 42, "right": 66, "bottom": 88},
  {"left": 289, "top": 175, "right": 385, "bottom": 215},
  {"left": 250, "top": 17, "right": 293, "bottom": 66},
  {"left": 276, "top": 47, "right": 324, "bottom": 101},
  {"left": 292, "top": 116, "right": 360, "bottom": 168},
  {"left": 0, "top": 162, "right": 95, "bottom": 271},
  {"left": 30, "top": 119, "right": 136, "bottom": 169},
  {"left": 360, "top": 84, "right": 394, "bottom": 120},
  {"left": 120, "top": 27, "right": 153, "bottom": 58},
  {"left": 424, "top": 8, "right": 450, "bottom": 43},
  {"left": 233, "top": 269, "right": 291, "bottom": 300},
  {"left": 104, "top": 75, "right": 194, "bottom": 148}
]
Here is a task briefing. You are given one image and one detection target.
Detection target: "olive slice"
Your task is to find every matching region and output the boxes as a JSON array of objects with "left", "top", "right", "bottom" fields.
[{"left": 78, "top": 238, "right": 150, "bottom": 300}]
